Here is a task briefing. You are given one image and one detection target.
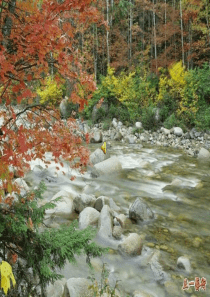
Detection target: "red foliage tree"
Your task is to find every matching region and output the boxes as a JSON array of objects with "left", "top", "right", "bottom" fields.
[{"left": 0, "top": 0, "right": 103, "bottom": 202}]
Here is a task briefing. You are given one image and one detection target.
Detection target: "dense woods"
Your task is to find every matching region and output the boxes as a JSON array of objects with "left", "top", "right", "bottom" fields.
[{"left": 0, "top": 0, "right": 210, "bottom": 296}]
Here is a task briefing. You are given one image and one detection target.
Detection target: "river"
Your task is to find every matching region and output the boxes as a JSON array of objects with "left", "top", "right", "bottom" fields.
[{"left": 25, "top": 142, "right": 210, "bottom": 297}]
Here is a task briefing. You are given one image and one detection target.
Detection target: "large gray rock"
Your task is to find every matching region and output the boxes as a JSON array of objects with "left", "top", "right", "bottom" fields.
[
  {"left": 79, "top": 207, "right": 100, "bottom": 229},
  {"left": 197, "top": 147, "right": 210, "bottom": 160},
  {"left": 172, "top": 127, "right": 183, "bottom": 137},
  {"left": 129, "top": 198, "right": 154, "bottom": 221},
  {"left": 94, "top": 196, "right": 110, "bottom": 212},
  {"left": 114, "top": 131, "right": 123, "bottom": 141},
  {"left": 160, "top": 127, "right": 170, "bottom": 135},
  {"left": 94, "top": 156, "right": 122, "bottom": 175},
  {"left": 90, "top": 130, "right": 103, "bottom": 143},
  {"left": 45, "top": 190, "right": 75, "bottom": 219},
  {"left": 46, "top": 278, "right": 67, "bottom": 297},
  {"left": 73, "top": 194, "right": 96, "bottom": 213},
  {"left": 125, "top": 135, "right": 136, "bottom": 144},
  {"left": 118, "top": 233, "right": 143, "bottom": 256},
  {"left": 90, "top": 148, "right": 107, "bottom": 165},
  {"left": 66, "top": 278, "right": 91, "bottom": 297},
  {"left": 98, "top": 205, "right": 113, "bottom": 239}
]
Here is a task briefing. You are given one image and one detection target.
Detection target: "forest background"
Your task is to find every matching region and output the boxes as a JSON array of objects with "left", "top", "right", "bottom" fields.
[{"left": 0, "top": 0, "right": 209, "bottom": 296}]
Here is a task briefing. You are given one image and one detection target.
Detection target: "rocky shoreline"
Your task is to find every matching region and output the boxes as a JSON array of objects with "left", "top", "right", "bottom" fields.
[{"left": 79, "top": 118, "right": 210, "bottom": 162}]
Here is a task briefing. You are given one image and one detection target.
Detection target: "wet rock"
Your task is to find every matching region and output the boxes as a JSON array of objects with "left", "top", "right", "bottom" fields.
[
  {"left": 197, "top": 147, "right": 210, "bottom": 160},
  {"left": 94, "top": 196, "right": 110, "bottom": 212},
  {"left": 129, "top": 198, "right": 154, "bottom": 222},
  {"left": 87, "top": 165, "right": 100, "bottom": 178},
  {"left": 90, "top": 130, "right": 103, "bottom": 143},
  {"left": 109, "top": 198, "right": 120, "bottom": 211},
  {"left": 79, "top": 207, "right": 100, "bottom": 229},
  {"left": 98, "top": 205, "right": 113, "bottom": 239},
  {"left": 45, "top": 190, "right": 74, "bottom": 220},
  {"left": 73, "top": 194, "right": 96, "bottom": 213},
  {"left": 66, "top": 278, "right": 91, "bottom": 297},
  {"left": 46, "top": 278, "right": 67, "bottom": 297},
  {"left": 90, "top": 148, "right": 107, "bottom": 165},
  {"left": 118, "top": 233, "right": 143, "bottom": 256},
  {"left": 115, "top": 214, "right": 132, "bottom": 228},
  {"left": 94, "top": 156, "right": 122, "bottom": 175},
  {"left": 112, "top": 225, "right": 123, "bottom": 239},
  {"left": 149, "top": 250, "right": 169, "bottom": 283},
  {"left": 177, "top": 256, "right": 192, "bottom": 273}
]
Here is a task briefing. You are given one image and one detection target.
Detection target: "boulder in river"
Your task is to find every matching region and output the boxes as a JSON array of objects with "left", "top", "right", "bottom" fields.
[
  {"left": 79, "top": 207, "right": 100, "bottom": 229},
  {"left": 177, "top": 256, "right": 192, "bottom": 273},
  {"left": 66, "top": 278, "right": 91, "bottom": 297},
  {"left": 118, "top": 233, "right": 143, "bottom": 256},
  {"left": 129, "top": 198, "right": 154, "bottom": 222},
  {"left": 149, "top": 250, "right": 169, "bottom": 283},
  {"left": 73, "top": 194, "right": 96, "bottom": 213},
  {"left": 94, "top": 156, "right": 122, "bottom": 175},
  {"left": 197, "top": 147, "right": 210, "bottom": 161},
  {"left": 45, "top": 190, "right": 75, "bottom": 220},
  {"left": 46, "top": 278, "right": 67, "bottom": 297},
  {"left": 90, "top": 130, "right": 103, "bottom": 143},
  {"left": 97, "top": 205, "right": 113, "bottom": 239},
  {"left": 89, "top": 148, "right": 107, "bottom": 165}
]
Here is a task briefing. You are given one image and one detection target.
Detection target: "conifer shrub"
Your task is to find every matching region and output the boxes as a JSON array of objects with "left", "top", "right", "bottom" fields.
[{"left": 0, "top": 181, "right": 107, "bottom": 297}]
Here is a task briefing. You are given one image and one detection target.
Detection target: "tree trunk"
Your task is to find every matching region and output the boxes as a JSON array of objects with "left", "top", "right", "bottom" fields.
[
  {"left": 129, "top": 0, "right": 133, "bottom": 64},
  {"left": 180, "top": 0, "right": 185, "bottom": 66},
  {"left": 106, "top": 0, "right": 110, "bottom": 66},
  {"left": 152, "top": 0, "right": 157, "bottom": 71}
]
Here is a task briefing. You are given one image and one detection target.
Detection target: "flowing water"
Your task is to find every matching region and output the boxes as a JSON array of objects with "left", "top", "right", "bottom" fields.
[{"left": 25, "top": 142, "right": 210, "bottom": 297}]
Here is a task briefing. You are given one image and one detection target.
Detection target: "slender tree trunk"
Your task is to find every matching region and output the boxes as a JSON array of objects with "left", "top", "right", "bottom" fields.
[
  {"left": 206, "top": 0, "right": 210, "bottom": 66},
  {"left": 180, "top": 0, "right": 185, "bottom": 66},
  {"left": 129, "top": 0, "right": 133, "bottom": 64},
  {"left": 164, "top": 0, "right": 167, "bottom": 67},
  {"left": 173, "top": 0, "right": 177, "bottom": 61},
  {"left": 152, "top": 0, "right": 157, "bottom": 71},
  {"left": 106, "top": 0, "right": 110, "bottom": 66}
]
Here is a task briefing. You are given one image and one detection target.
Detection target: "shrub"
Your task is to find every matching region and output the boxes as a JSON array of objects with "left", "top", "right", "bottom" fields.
[
  {"left": 140, "top": 105, "right": 157, "bottom": 131},
  {"left": 0, "top": 181, "right": 107, "bottom": 297}
]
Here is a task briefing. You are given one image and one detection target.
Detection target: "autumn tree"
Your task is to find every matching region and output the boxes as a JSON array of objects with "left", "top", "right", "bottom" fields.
[{"left": 0, "top": 0, "right": 107, "bottom": 296}]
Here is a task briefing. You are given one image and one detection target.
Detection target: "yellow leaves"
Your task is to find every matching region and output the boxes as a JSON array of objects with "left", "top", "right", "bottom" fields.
[
  {"left": 0, "top": 261, "right": 16, "bottom": 295},
  {"left": 36, "top": 76, "right": 63, "bottom": 105},
  {"left": 102, "top": 66, "right": 136, "bottom": 103},
  {"left": 169, "top": 61, "right": 186, "bottom": 87}
]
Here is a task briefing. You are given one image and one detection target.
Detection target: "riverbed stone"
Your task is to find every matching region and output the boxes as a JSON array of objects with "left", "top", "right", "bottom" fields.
[
  {"left": 79, "top": 207, "right": 100, "bottom": 229},
  {"left": 90, "top": 148, "right": 107, "bottom": 165},
  {"left": 94, "top": 156, "right": 122, "bottom": 175},
  {"left": 172, "top": 127, "right": 183, "bottom": 137},
  {"left": 177, "top": 256, "right": 192, "bottom": 273},
  {"left": 73, "top": 194, "right": 96, "bottom": 213},
  {"left": 46, "top": 278, "right": 67, "bottom": 297},
  {"left": 98, "top": 205, "right": 113, "bottom": 239},
  {"left": 114, "top": 131, "right": 123, "bottom": 141},
  {"left": 90, "top": 130, "right": 103, "bottom": 143},
  {"left": 118, "top": 233, "right": 143, "bottom": 256},
  {"left": 66, "top": 278, "right": 91, "bottom": 297},
  {"left": 133, "top": 291, "right": 154, "bottom": 297},
  {"left": 125, "top": 135, "right": 136, "bottom": 144},
  {"left": 164, "top": 281, "right": 181, "bottom": 297},
  {"left": 115, "top": 214, "right": 132, "bottom": 228},
  {"left": 45, "top": 190, "right": 74, "bottom": 220},
  {"left": 94, "top": 196, "right": 110, "bottom": 212},
  {"left": 197, "top": 147, "right": 210, "bottom": 160},
  {"left": 149, "top": 250, "right": 169, "bottom": 283},
  {"left": 160, "top": 127, "right": 170, "bottom": 135},
  {"left": 112, "top": 225, "right": 123, "bottom": 239},
  {"left": 129, "top": 198, "right": 154, "bottom": 221}
]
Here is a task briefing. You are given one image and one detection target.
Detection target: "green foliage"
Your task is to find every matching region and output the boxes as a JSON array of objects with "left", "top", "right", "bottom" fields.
[
  {"left": 140, "top": 104, "right": 157, "bottom": 131},
  {"left": 0, "top": 181, "right": 107, "bottom": 297},
  {"left": 102, "top": 119, "right": 111, "bottom": 131}
]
